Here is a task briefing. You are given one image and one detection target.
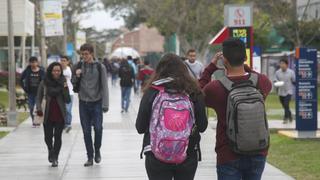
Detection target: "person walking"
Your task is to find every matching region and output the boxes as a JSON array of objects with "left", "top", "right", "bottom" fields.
[
  {"left": 20, "top": 56, "right": 45, "bottom": 127},
  {"left": 60, "top": 55, "right": 74, "bottom": 132},
  {"left": 118, "top": 59, "right": 135, "bottom": 113},
  {"left": 274, "top": 58, "right": 295, "bottom": 124},
  {"left": 73, "top": 43, "right": 109, "bottom": 167},
  {"left": 36, "top": 62, "right": 71, "bottom": 167},
  {"left": 136, "top": 53, "right": 208, "bottom": 180},
  {"left": 137, "top": 60, "right": 154, "bottom": 90},
  {"left": 199, "top": 38, "right": 272, "bottom": 180},
  {"left": 110, "top": 59, "right": 120, "bottom": 86},
  {"left": 185, "top": 49, "right": 204, "bottom": 79}
]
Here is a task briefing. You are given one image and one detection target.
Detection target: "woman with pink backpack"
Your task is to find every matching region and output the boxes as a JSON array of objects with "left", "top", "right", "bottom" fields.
[{"left": 136, "top": 53, "right": 208, "bottom": 180}]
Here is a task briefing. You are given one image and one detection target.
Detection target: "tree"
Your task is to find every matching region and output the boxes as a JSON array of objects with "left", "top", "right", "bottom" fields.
[{"left": 254, "top": 0, "right": 320, "bottom": 48}]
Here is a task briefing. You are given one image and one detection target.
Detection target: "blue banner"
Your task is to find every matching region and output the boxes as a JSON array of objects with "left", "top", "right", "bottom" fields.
[{"left": 295, "top": 48, "right": 318, "bottom": 131}]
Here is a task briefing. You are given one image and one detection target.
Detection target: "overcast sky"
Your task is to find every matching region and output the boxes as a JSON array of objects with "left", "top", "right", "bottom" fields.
[{"left": 79, "top": 0, "right": 125, "bottom": 31}]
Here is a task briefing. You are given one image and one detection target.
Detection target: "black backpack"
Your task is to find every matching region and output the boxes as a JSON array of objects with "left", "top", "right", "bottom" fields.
[
  {"left": 119, "top": 65, "right": 134, "bottom": 87},
  {"left": 72, "top": 61, "right": 102, "bottom": 93}
]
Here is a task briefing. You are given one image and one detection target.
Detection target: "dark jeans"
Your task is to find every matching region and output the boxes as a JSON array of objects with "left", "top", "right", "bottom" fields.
[
  {"left": 145, "top": 152, "right": 198, "bottom": 180},
  {"left": 79, "top": 100, "right": 103, "bottom": 159},
  {"left": 121, "top": 86, "right": 132, "bottom": 111},
  {"left": 43, "top": 121, "right": 64, "bottom": 160},
  {"left": 27, "top": 94, "right": 36, "bottom": 122},
  {"left": 279, "top": 95, "right": 292, "bottom": 120},
  {"left": 217, "top": 155, "right": 266, "bottom": 180}
]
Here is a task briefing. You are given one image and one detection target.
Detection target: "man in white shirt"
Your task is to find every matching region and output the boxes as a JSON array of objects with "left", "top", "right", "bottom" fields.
[
  {"left": 274, "top": 58, "right": 296, "bottom": 123},
  {"left": 185, "top": 49, "right": 204, "bottom": 79},
  {"left": 60, "top": 56, "right": 74, "bottom": 132}
]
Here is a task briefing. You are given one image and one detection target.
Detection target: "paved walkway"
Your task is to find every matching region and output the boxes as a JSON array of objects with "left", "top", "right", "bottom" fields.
[{"left": 0, "top": 85, "right": 294, "bottom": 180}]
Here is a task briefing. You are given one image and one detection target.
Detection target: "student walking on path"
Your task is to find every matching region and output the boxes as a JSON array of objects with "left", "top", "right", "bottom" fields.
[
  {"left": 136, "top": 53, "right": 208, "bottom": 180},
  {"left": 73, "top": 43, "right": 109, "bottom": 167},
  {"left": 20, "top": 56, "right": 45, "bottom": 127},
  {"left": 36, "top": 62, "right": 71, "bottom": 167},
  {"left": 185, "top": 49, "right": 204, "bottom": 80},
  {"left": 118, "top": 59, "right": 135, "bottom": 113},
  {"left": 274, "top": 58, "right": 295, "bottom": 124},
  {"left": 199, "top": 38, "right": 272, "bottom": 180},
  {"left": 60, "top": 55, "right": 74, "bottom": 132}
]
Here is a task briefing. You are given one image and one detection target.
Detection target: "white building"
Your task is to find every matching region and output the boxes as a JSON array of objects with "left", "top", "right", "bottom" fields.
[{"left": 297, "top": 0, "right": 320, "bottom": 20}]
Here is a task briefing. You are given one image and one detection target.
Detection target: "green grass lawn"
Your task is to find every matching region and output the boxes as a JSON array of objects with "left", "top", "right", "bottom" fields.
[
  {"left": 0, "top": 131, "right": 9, "bottom": 139},
  {"left": 268, "top": 133, "right": 320, "bottom": 180}
]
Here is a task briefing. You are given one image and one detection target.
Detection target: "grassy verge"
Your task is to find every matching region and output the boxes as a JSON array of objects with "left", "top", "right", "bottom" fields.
[
  {"left": 0, "top": 131, "right": 9, "bottom": 139},
  {"left": 0, "top": 90, "right": 30, "bottom": 126},
  {"left": 268, "top": 133, "right": 320, "bottom": 180}
]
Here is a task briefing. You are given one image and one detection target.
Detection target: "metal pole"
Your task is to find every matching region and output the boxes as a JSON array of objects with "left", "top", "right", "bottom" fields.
[
  {"left": 39, "top": 0, "right": 47, "bottom": 67},
  {"left": 20, "top": 36, "right": 26, "bottom": 69},
  {"left": 7, "top": 0, "right": 17, "bottom": 126},
  {"left": 63, "top": 9, "right": 67, "bottom": 55}
]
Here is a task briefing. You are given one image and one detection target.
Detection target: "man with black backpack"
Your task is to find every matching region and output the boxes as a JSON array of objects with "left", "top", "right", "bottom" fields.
[
  {"left": 199, "top": 38, "right": 272, "bottom": 180},
  {"left": 118, "top": 59, "right": 135, "bottom": 113},
  {"left": 72, "top": 43, "right": 109, "bottom": 167}
]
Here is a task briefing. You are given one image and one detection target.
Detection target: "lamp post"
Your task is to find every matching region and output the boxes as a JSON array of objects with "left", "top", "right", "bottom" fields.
[{"left": 7, "top": 0, "right": 17, "bottom": 126}]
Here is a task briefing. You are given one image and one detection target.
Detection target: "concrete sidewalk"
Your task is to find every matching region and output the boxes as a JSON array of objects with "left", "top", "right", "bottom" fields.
[{"left": 0, "top": 85, "right": 294, "bottom": 180}]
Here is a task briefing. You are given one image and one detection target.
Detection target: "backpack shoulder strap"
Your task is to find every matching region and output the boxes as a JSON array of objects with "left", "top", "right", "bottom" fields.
[
  {"left": 185, "top": 62, "right": 197, "bottom": 78},
  {"left": 218, "top": 76, "right": 234, "bottom": 91},
  {"left": 151, "top": 85, "right": 165, "bottom": 93},
  {"left": 249, "top": 73, "right": 258, "bottom": 87}
]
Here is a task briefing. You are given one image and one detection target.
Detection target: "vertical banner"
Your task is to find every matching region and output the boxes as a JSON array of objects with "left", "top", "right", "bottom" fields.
[
  {"left": 41, "top": 0, "right": 64, "bottom": 37},
  {"left": 295, "top": 48, "right": 318, "bottom": 131},
  {"left": 76, "top": 31, "right": 86, "bottom": 50}
]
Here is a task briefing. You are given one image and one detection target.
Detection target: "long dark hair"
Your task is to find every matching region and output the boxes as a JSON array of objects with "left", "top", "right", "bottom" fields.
[
  {"left": 144, "top": 53, "right": 201, "bottom": 95},
  {"left": 45, "top": 62, "right": 64, "bottom": 83}
]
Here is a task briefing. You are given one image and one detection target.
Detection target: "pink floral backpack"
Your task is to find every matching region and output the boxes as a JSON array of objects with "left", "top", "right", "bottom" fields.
[{"left": 149, "top": 85, "right": 195, "bottom": 164}]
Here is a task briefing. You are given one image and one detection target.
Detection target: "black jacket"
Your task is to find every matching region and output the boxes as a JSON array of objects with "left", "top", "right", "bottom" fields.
[
  {"left": 135, "top": 87, "right": 208, "bottom": 158},
  {"left": 20, "top": 66, "right": 45, "bottom": 94}
]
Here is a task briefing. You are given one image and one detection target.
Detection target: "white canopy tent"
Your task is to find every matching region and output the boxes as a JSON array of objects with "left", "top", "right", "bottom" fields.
[{"left": 110, "top": 47, "right": 140, "bottom": 59}]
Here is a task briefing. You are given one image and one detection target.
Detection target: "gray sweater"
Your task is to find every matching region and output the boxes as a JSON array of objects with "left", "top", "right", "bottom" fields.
[{"left": 77, "top": 60, "right": 109, "bottom": 109}]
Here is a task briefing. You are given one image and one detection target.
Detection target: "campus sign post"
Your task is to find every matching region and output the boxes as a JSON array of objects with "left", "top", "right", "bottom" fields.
[
  {"left": 210, "top": 3, "right": 253, "bottom": 67},
  {"left": 295, "top": 48, "right": 318, "bottom": 132}
]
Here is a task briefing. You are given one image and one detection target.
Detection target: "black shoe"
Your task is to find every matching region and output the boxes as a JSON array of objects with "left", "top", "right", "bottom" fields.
[
  {"left": 65, "top": 126, "right": 72, "bottom": 133},
  {"left": 51, "top": 159, "right": 58, "bottom": 167},
  {"left": 84, "top": 159, "right": 94, "bottom": 167},
  {"left": 95, "top": 151, "right": 101, "bottom": 163},
  {"left": 48, "top": 150, "right": 54, "bottom": 163}
]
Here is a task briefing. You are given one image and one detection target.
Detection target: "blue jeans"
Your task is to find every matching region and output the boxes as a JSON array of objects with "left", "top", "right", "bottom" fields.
[
  {"left": 121, "top": 86, "right": 132, "bottom": 111},
  {"left": 217, "top": 155, "right": 266, "bottom": 180},
  {"left": 27, "top": 94, "right": 36, "bottom": 122},
  {"left": 79, "top": 100, "right": 103, "bottom": 159},
  {"left": 65, "top": 95, "right": 73, "bottom": 127}
]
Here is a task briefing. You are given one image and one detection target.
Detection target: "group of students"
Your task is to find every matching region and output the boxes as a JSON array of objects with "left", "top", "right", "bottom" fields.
[
  {"left": 136, "top": 38, "right": 272, "bottom": 180},
  {"left": 20, "top": 43, "right": 109, "bottom": 167},
  {"left": 20, "top": 38, "right": 272, "bottom": 180}
]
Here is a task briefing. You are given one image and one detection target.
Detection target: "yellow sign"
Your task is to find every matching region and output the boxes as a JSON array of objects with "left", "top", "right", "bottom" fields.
[{"left": 245, "top": 48, "right": 251, "bottom": 67}]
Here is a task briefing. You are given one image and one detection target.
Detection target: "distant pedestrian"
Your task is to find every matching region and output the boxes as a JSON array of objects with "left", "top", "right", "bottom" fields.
[
  {"left": 127, "top": 56, "right": 138, "bottom": 94},
  {"left": 274, "top": 58, "right": 295, "bottom": 124},
  {"left": 118, "top": 59, "right": 135, "bottom": 113},
  {"left": 136, "top": 53, "right": 208, "bottom": 180},
  {"left": 20, "top": 56, "right": 45, "bottom": 127},
  {"left": 36, "top": 62, "right": 71, "bottom": 167},
  {"left": 60, "top": 55, "right": 74, "bottom": 132},
  {"left": 110, "top": 59, "right": 120, "bottom": 86},
  {"left": 73, "top": 43, "right": 109, "bottom": 167},
  {"left": 200, "top": 38, "right": 272, "bottom": 180},
  {"left": 185, "top": 49, "right": 204, "bottom": 79},
  {"left": 137, "top": 60, "right": 154, "bottom": 89}
]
